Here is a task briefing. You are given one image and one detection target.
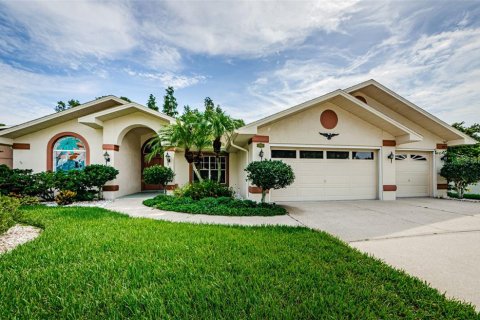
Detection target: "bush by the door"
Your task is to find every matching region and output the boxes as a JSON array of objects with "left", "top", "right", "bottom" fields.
[{"left": 143, "top": 165, "right": 175, "bottom": 190}]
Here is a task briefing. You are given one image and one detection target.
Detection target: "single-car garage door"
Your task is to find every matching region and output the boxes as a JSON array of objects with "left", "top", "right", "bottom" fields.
[
  {"left": 270, "top": 149, "right": 377, "bottom": 201},
  {"left": 395, "top": 152, "right": 431, "bottom": 197}
]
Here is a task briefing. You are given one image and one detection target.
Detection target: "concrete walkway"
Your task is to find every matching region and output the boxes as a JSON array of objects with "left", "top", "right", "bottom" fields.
[{"left": 106, "top": 194, "right": 480, "bottom": 310}]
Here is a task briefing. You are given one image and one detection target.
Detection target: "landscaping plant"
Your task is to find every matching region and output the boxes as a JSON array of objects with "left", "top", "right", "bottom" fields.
[
  {"left": 245, "top": 160, "right": 295, "bottom": 203},
  {"left": 144, "top": 195, "right": 287, "bottom": 216},
  {"left": 440, "top": 158, "right": 480, "bottom": 199},
  {"left": 143, "top": 165, "right": 175, "bottom": 192},
  {"left": 55, "top": 190, "right": 77, "bottom": 206},
  {"left": 0, "top": 195, "right": 20, "bottom": 234},
  {"left": 83, "top": 165, "right": 119, "bottom": 199},
  {"left": 174, "top": 180, "right": 233, "bottom": 200}
]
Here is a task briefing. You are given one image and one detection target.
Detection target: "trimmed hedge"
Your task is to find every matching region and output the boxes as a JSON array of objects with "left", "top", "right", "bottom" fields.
[
  {"left": 448, "top": 192, "right": 480, "bottom": 200},
  {"left": 144, "top": 195, "right": 287, "bottom": 216},
  {"left": 174, "top": 180, "right": 233, "bottom": 200}
]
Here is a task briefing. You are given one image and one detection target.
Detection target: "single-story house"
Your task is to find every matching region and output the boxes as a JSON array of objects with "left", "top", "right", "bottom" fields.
[{"left": 0, "top": 79, "right": 476, "bottom": 201}]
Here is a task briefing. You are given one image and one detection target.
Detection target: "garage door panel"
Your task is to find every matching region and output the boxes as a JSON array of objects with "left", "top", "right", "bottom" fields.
[
  {"left": 270, "top": 149, "right": 377, "bottom": 201},
  {"left": 396, "top": 152, "right": 430, "bottom": 198}
]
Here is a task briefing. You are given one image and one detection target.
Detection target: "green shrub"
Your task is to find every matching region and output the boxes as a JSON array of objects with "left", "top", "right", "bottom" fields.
[
  {"left": 175, "top": 180, "right": 234, "bottom": 200},
  {"left": 245, "top": 160, "right": 295, "bottom": 203},
  {"left": 0, "top": 166, "right": 36, "bottom": 196},
  {"left": 32, "top": 171, "right": 56, "bottom": 201},
  {"left": 55, "top": 190, "right": 77, "bottom": 206},
  {"left": 84, "top": 165, "right": 119, "bottom": 199},
  {"left": 18, "top": 196, "right": 41, "bottom": 206},
  {"left": 143, "top": 165, "right": 175, "bottom": 189},
  {"left": 143, "top": 195, "right": 287, "bottom": 216},
  {"left": 0, "top": 196, "right": 21, "bottom": 234}
]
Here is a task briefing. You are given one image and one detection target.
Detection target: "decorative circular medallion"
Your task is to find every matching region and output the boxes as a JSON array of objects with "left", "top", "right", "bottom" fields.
[{"left": 320, "top": 110, "right": 338, "bottom": 129}]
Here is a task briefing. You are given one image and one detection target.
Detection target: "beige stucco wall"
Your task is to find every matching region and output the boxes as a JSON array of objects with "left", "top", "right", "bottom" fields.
[
  {"left": 172, "top": 151, "right": 190, "bottom": 188},
  {"left": 258, "top": 101, "right": 385, "bottom": 147},
  {"left": 12, "top": 119, "right": 103, "bottom": 172},
  {"left": 113, "top": 130, "right": 142, "bottom": 197}
]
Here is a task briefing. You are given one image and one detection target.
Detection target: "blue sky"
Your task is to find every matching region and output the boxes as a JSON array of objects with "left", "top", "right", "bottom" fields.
[{"left": 1, "top": 0, "right": 479, "bottom": 126}]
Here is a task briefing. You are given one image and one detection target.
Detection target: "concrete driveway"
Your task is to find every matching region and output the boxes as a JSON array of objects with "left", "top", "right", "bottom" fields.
[{"left": 284, "top": 198, "right": 480, "bottom": 310}]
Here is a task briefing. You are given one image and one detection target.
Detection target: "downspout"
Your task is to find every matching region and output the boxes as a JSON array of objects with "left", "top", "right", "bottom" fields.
[{"left": 230, "top": 136, "right": 250, "bottom": 199}]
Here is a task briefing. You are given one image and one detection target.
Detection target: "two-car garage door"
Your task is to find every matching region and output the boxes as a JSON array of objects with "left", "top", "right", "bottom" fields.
[{"left": 270, "top": 149, "right": 378, "bottom": 201}]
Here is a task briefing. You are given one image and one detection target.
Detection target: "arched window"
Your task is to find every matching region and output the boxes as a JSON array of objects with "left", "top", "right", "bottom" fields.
[
  {"left": 52, "top": 136, "right": 87, "bottom": 171},
  {"left": 355, "top": 95, "right": 367, "bottom": 104}
]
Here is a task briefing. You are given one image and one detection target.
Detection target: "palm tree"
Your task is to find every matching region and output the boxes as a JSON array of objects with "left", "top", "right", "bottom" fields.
[
  {"left": 205, "top": 105, "right": 244, "bottom": 182},
  {"left": 147, "top": 108, "right": 212, "bottom": 182}
]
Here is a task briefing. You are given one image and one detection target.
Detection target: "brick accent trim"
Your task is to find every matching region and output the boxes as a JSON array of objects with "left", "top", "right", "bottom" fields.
[
  {"left": 383, "top": 185, "right": 397, "bottom": 192},
  {"left": 165, "top": 184, "right": 178, "bottom": 190},
  {"left": 437, "top": 183, "right": 448, "bottom": 190},
  {"left": 248, "top": 186, "right": 269, "bottom": 194},
  {"left": 436, "top": 143, "right": 448, "bottom": 150},
  {"left": 102, "top": 144, "right": 119, "bottom": 151},
  {"left": 12, "top": 143, "right": 30, "bottom": 150},
  {"left": 382, "top": 140, "right": 396, "bottom": 147},
  {"left": 103, "top": 185, "right": 119, "bottom": 192},
  {"left": 251, "top": 135, "right": 269, "bottom": 143},
  {"left": 46, "top": 132, "right": 90, "bottom": 171}
]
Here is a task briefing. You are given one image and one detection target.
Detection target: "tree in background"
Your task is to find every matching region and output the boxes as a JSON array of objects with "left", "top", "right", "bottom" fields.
[
  {"left": 55, "top": 99, "right": 80, "bottom": 112},
  {"left": 0, "top": 124, "right": 5, "bottom": 127},
  {"left": 119, "top": 96, "right": 131, "bottom": 102},
  {"left": 440, "top": 121, "right": 480, "bottom": 198},
  {"left": 147, "top": 94, "right": 159, "bottom": 111},
  {"left": 162, "top": 87, "right": 178, "bottom": 117}
]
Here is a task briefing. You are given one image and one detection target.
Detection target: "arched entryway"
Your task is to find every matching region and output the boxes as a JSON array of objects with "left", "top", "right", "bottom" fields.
[{"left": 141, "top": 138, "right": 164, "bottom": 190}]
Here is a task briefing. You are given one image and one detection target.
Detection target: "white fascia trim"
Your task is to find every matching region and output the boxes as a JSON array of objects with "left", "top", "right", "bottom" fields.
[
  {"left": 78, "top": 103, "right": 175, "bottom": 124},
  {"left": 395, "top": 148, "right": 436, "bottom": 151},
  {"left": 0, "top": 95, "right": 127, "bottom": 137},
  {"left": 345, "top": 79, "right": 475, "bottom": 144},
  {"left": 269, "top": 143, "right": 381, "bottom": 150}
]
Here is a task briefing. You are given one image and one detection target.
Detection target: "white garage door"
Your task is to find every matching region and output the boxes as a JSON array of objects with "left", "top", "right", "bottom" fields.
[
  {"left": 270, "top": 149, "right": 377, "bottom": 202},
  {"left": 395, "top": 152, "right": 430, "bottom": 197}
]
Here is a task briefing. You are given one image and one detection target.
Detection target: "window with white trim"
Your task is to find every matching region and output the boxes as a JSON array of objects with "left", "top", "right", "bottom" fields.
[
  {"left": 411, "top": 154, "right": 427, "bottom": 161},
  {"left": 193, "top": 156, "right": 227, "bottom": 184}
]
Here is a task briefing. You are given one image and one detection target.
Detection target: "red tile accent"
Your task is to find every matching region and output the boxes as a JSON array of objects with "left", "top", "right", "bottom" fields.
[
  {"left": 12, "top": 143, "right": 30, "bottom": 150},
  {"left": 436, "top": 143, "right": 448, "bottom": 150},
  {"left": 437, "top": 184, "right": 448, "bottom": 190},
  {"left": 248, "top": 186, "right": 269, "bottom": 194},
  {"left": 165, "top": 184, "right": 178, "bottom": 190},
  {"left": 382, "top": 140, "right": 396, "bottom": 147},
  {"left": 251, "top": 135, "right": 269, "bottom": 143},
  {"left": 383, "top": 185, "right": 397, "bottom": 192},
  {"left": 102, "top": 144, "right": 119, "bottom": 151},
  {"left": 103, "top": 185, "right": 119, "bottom": 192},
  {"left": 320, "top": 109, "right": 338, "bottom": 129}
]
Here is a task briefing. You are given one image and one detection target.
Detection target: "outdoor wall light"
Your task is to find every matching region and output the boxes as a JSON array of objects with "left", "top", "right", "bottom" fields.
[
  {"left": 387, "top": 151, "right": 394, "bottom": 163},
  {"left": 259, "top": 149, "right": 264, "bottom": 160},
  {"left": 165, "top": 153, "right": 171, "bottom": 164},
  {"left": 103, "top": 151, "right": 110, "bottom": 165}
]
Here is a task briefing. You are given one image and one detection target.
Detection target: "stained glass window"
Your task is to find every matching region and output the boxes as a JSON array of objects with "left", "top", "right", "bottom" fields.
[{"left": 53, "top": 136, "right": 86, "bottom": 171}]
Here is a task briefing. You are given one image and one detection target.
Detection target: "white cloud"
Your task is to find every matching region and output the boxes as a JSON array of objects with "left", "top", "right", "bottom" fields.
[
  {"left": 247, "top": 26, "right": 480, "bottom": 125},
  {"left": 142, "top": 0, "right": 359, "bottom": 56},
  {"left": 124, "top": 69, "right": 206, "bottom": 89},
  {"left": 0, "top": 63, "right": 99, "bottom": 125}
]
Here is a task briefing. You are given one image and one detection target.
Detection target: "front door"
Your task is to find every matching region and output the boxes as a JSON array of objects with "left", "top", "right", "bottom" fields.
[{"left": 141, "top": 139, "right": 164, "bottom": 190}]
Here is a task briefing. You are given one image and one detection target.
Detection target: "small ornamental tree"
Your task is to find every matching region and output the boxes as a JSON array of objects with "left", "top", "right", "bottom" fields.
[
  {"left": 440, "top": 158, "right": 480, "bottom": 198},
  {"left": 83, "top": 165, "right": 119, "bottom": 199},
  {"left": 143, "top": 165, "right": 175, "bottom": 192},
  {"left": 147, "top": 94, "right": 159, "bottom": 111},
  {"left": 245, "top": 160, "right": 295, "bottom": 203}
]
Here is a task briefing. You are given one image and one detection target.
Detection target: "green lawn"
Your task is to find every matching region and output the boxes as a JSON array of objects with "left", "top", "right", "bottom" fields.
[{"left": 0, "top": 207, "right": 478, "bottom": 319}]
